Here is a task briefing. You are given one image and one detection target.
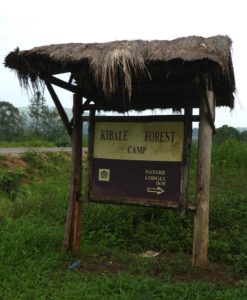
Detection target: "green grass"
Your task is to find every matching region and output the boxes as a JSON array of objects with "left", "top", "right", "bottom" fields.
[
  {"left": 0, "top": 139, "right": 56, "bottom": 148},
  {"left": 0, "top": 141, "right": 246, "bottom": 299},
  {"left": 0, "top": 135, "right": 88, "bottom": 148}
]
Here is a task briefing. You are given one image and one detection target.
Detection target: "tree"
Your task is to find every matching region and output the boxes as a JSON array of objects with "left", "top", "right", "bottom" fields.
[
  {"left": 42, "top": 108, "right": 68, "bottom": 143},
  {"left": 28, "top": 92, "right": 69, "bottom": 144},
  {"left": 0, "top": 101, "right": 23, "bottom": 141},
  {"left": 213, "top": 125, "right": 240, "bottom": 144},
  {"left": 240, "top": 131, "right": 247, "bottom": 142},
  {"left": 28, "top": 91, "right": 49, "bottom": 135}
]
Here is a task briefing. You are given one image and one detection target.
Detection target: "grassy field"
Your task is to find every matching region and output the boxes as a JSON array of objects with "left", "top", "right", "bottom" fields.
[
  {"left": 0, "top": 135, "right": 88, "bottom": 148},
  {"left": 0, "top": 140, "right": 246, "bottom": 299}
]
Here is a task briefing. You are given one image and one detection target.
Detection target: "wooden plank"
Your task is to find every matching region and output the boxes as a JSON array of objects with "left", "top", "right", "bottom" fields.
[
  {"left": 89, "top": 115, "right": 199, "bottom": 122},
  {"left": 84, "top": 98, "right": 201, "bottom": 111},
  {"left": 87, "top": 108, "right": 95, "bottom": 202},
  {"left": 45, "top": 81, "right": 72, "bottom": 136},
  {"left": 90, "top": 196, "right": 196, "bottom": 211},
  {"left": 179, "top": 107, "right": 193, "bottom": 218},
  {"left": 81, "top": 115, "right": 200, "bottom": 123},
  {"left": 192, "top": 79, "right": 215, "bottom": 267},
  {"left": 63, "top": 94, "right": 82, "bottom": 253}
]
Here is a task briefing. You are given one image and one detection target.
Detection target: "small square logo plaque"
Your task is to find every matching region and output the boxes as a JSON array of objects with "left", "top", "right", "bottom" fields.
[{"left": 98, "top": 169, "right": 110, "bottom": 182}]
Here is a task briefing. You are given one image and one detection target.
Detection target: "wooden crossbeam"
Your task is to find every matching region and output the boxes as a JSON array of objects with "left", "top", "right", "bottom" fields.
[
  {"left": 89, "top": 196, "right": 196, "bottom": 212},
  {"left": 81, "top": 115, "right": 200, "bottom": 122},
  {"left": 68, "top": 73, "right": 74, "bottom": 85},
  {"left": 42, "top": 74, "right": 81, "bottom": 95},
  {"left": 45, "top": 81, "right": 72, "bottom": 136}
]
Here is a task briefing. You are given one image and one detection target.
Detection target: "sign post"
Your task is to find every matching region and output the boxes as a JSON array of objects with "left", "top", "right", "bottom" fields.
[{"left": 192, "top": 80, "right": 215, "bottom": 267}]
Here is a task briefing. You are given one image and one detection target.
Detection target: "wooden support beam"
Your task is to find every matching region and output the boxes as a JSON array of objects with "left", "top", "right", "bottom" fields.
[
  {"left": 180, "top": 107, "right": 193, "bottom": 218},
  {"left": 81, "top": 114, "right": 200, "bottom": 123},
  {"left": 83, "top": 115, "right": 200, "bottom": 122},
  {"left": 87, "top": 108, "right": 95, "bottom": 202},
  {"left": 68, "top": 73, "right": 73, "bottom": 85},
  {"left": 42, "top": 74, "right": 81, "bottom": 95},
  {"left": 192, "top": 80, "right": 215, "bottom": 267},
  {"left": 63, "top": 94, "right": 83, "bottom": 253},
  {"left": 45, "top": 81, "right": 72, "bottom": 137}
]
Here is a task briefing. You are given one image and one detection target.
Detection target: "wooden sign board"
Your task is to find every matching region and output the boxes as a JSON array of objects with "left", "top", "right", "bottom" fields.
[{"left": 89, "top": 117, "right": 184, "bottom": 207}]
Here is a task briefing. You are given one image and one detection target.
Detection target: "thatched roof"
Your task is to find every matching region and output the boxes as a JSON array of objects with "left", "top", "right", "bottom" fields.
[{"left": 4, "top": 35, "right": 235, "bottom": 111}]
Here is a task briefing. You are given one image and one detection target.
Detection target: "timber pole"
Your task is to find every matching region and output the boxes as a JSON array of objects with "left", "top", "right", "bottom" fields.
[
  {"left": 63, "top": 94, "right": 82, "bottom": 253},
  {"left": 192, "top": 78, "right": 215, "bottom": 267},
  {"left": 180, "top": 107, "right": 193, "bottom": 218},
  {"left": 87, "top": 108, "right": 95, "bottom": 202}
]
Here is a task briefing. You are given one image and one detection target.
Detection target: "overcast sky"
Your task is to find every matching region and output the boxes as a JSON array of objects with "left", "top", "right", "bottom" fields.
[{"left": 1, "top": 0, "right": 246, "bottom": 128}]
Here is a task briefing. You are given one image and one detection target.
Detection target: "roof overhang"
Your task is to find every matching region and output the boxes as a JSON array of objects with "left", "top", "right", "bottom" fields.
[{"left": 4, "top": 35, "right": 235, "bottom": 111}]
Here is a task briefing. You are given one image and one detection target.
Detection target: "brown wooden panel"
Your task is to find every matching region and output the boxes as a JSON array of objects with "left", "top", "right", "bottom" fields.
[{"left": 91, "top": 159, "right": 181, "bottom": 201}]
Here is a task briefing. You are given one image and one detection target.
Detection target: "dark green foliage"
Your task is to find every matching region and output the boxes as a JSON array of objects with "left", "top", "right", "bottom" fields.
[
  {"left": 54, "top": 135, "right": 71, "bottom": 147},
  {"left": 28, "top": 91, "right": 49, "bottom": 134},
  {"left": 213, "top": 125, "right": 240, "bottom": 144},
  {"left": 239, "top": 131, "right": 247, "bottom": 142},
  {"left": 0, "top": 169, "right": 26, "bottom": 201},
  {"left": 41, "top": 109, "right": 68, "bottom": 142},
  {"left": 0, "top": 96, "right": 71, "bottom": 146},
  {"left": 82, "top": 205, "right": 193, "bottom": 254},
  {"left": 28, "top": 91, "right": 69, "bottom": 143},
  {"left": 212, "top": 139, "right": 247, "bottom": 168},
  {"left": 0, "top": 101, "right": 24, "bottom": 141}
]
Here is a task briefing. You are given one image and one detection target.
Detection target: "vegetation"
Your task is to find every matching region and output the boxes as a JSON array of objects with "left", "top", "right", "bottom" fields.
[
  {"left": 0, "top": 139, "right": 246, "bottom": 299},
  {"left": 0, "top": 93, "right": 70, "bottom": 147},
  {"left": 1, "top": 96, "right": 246, "bottom": 148},
  {"left": 0, "top": 101, "right": 24, "bottom": 141},
  {"left": 28, "top": 92, "right": 70, "bottom": 144},
  {"left": 213, "top": 125, "right": 247, "bottom": 144}
]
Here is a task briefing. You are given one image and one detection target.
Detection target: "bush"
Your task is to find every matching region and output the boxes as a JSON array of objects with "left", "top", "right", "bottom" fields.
[
  {"left": 55, "top": 136, "right": 71, "bottom": 147},
  {"left": 0, "top": 169, "right": 26, "bottom": 201}
]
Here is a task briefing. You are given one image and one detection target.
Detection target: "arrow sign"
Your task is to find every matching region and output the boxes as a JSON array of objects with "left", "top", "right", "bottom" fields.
[{"left": 147, "top": 186, "right": 164, "bottom": 195}]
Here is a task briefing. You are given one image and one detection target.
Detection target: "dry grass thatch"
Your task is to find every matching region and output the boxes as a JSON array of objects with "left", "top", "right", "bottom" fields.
[{"left": 4, "top": 35, "right": 235, "bottom": 110}]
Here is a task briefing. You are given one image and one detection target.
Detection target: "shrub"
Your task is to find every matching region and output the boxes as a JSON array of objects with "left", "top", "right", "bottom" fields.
[{"left": 0, "top": 169, "right": 26, "bottom": 201}]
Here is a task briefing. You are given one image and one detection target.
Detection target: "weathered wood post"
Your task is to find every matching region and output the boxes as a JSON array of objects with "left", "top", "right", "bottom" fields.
[
  {"left": 192, "top": 76, "right": 215, "bottom": 267},
  {"left": 63, "top": 94, "right": 82, "bottom": 253},
  {"left": 87, "top": 108, "right": 95, "bottom": 202},
  {"left": 180, "top": 107, "right": 193, "bottom": 218}
]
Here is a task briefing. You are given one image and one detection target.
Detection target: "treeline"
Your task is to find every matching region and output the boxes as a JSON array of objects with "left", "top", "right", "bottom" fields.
[
  {"left": 1, "top": 95, "right": 246, "bottom": 146},
  {"left": 193, "top": 126, "right": 247, "bottom": 143},
  {"left": 213, "top": 125, "right": 247, "bottom": 143},
  {"left": 0, "top": 92, "right": 70, "bottom": 146}
]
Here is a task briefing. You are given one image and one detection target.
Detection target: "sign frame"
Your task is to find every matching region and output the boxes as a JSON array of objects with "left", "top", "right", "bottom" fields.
[{"left": 87, "top": 114, "right": 195, "bottom": 212}]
